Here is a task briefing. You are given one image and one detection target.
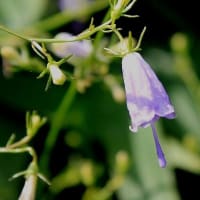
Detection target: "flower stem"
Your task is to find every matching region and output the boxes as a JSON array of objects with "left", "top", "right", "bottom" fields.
[
  {"left": 93, "top": 9, "right": 111, "bottom": 49},
  {"left": 0, "top": 146, "right": 37, "bottom": 163},
  {"left": 0, "top": 25, "right": 31, "bottom": 41},
  {"left": 39, "top": 81, "right": 77, "bottom": 174},
  {"left": 7, "top": 135, "right": 32, "bottom": 149},
  {"left": 0, "top": 19, "right": 111, "bottom": 44}
]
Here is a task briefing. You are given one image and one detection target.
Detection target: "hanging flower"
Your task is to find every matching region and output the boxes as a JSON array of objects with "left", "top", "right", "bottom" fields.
[
  {"left": 18, "top": 174, "right": 37, "bottom": 200},
  {"left": 122, "top": 52, "right": 176, "bottom": 167},
  {"left": 51, "top": 32, "right": 92, "bottom": 58}
]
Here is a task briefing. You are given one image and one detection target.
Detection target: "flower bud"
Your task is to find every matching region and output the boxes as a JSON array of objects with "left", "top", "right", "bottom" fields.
[
  {"left": 26, "top": 111, "right": 47, "bottom": 136},
  {"left": 48, "top": 64, "right": 67, "bottom": 85},
  {"left": 115, "top": 0, "right": 130, "bottom": 10},
  {"left": 18, "top": 174, "right": 37, "bottom": 200},
  {"left": 18, "top": 162, "right": 38, "bottom": 200},
  {"left": 170, "top": 33, "right": 188, "bottom": 53},
  {"left": 1, "top": 46, "right": 19, "bottom": 60},
  {"left": 51, "top": 32, "right": 92, "bottom": 58},
  {"left": 115, "top": 151, "right": 129, "bottom": 173},
  {"left": 80, "top": 161, "right": 95, "bottom": 186},
  {"left": 111, "top": 0, "right": 131, "bottom": 22}
]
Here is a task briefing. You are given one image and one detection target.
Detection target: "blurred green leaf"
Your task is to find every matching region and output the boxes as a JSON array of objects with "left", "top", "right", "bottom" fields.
[
  {"left": 0, "top": 154, "right": 28, "bottom": 200},
  {"left": 66, "top": 83, "right": 181, "bottom": 200},
  {"left": 127, "top": 127, "right": 180, "bottom": 200},
  {"left": 171, "top": 86, "right": 200, "bottom": 141},
  {"left": 144, "top": 48, "right": 175, "bottom": 77},
  {"left": 0, "top": 73, "right": 65, "bottom": 113},
  {"left": 166, "top": 139, "right": 200, "bottom": 173},
  {"left": 0, "top": 0, "right": 48, "bottom": 29}
]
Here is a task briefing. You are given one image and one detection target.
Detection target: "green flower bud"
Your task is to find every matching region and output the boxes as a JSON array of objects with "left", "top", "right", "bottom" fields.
[
  {"left": 170, "top": 33, "right": 188, "bottom": 53},
  {"left": 26, "top": 111, "right": 47, "bottom": 136},
  {"left": 111, "top": 0, "right": 131, "bottom": 22},
  {"left": 115, "top": 151, "right": 130, "bottom": 173}
]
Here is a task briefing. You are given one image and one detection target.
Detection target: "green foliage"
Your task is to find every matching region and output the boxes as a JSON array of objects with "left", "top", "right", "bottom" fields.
[
  {"left": 0, "top": 0, "right": 47, "bottom": 29},
  {"left": 1, "top": 0, "right": 200, "bottom": 200}
]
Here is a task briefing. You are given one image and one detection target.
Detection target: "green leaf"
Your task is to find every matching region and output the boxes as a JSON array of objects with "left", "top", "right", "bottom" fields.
[
  {"left": 125, "top": 127, "right": 180, "bottom": 200},
  {"left": 166, "top": 139, "right": 200, "bottom": 173},
  {"left": 171, "top": 86, "right": 200, "bottom": 140},
  {"left": 0, "top": 0, "right": 48, "bottom": 29}
]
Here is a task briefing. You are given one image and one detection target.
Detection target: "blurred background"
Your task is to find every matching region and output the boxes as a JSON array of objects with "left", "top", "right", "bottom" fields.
[{"left": 1, "top": 0, "right": 200, "bottom": 200}]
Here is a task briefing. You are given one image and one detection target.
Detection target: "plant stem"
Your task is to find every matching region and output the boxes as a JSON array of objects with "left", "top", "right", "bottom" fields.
[
  {"left": 0, "top": 25, "right": 31, "bottom": 41},
  {"left": 0, "top": 1, "right": 110, "bottom": 44},
  {"left": 0, "top": 146, "right": 37, "bottom": 163},
  {"left": 93, "top": 8, "right": 111, "bottom": 50},
  {"left": 7, "top": 136, "right": 31, "bottom": 149},
  {"left": 0, "top": 19, "right": 111, "bottom": 44},
  {"left": 39, "top": 81, "right": 77, "bottom": 174}
]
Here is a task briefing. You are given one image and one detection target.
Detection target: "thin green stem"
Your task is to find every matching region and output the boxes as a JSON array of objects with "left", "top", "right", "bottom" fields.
[
  {"left": 134, "top": 26, "right": 146, "bottom": 51},
  {"left": 93, "top": 9, "right": 111, "bottom": 50},
  {"left": 0, "top": 19, "right": 111, "bottom": 44},
  {"left": 31, "top": 20, "right": 111, "bottom": 43},
  {"left": 7, "top": 135, "right": 31, "bottom": 149},
  {"left": 0, "top": 25, "right": 30, "bottom": 41},
  {"left": 113, "top": 28, "right": 124, "bottom": 43},
  {"left": 39, "top": 81, "right": 77, "bottom": 174},
  {"left": 0, "top": 146, "right": 37, "bottom": 162}
]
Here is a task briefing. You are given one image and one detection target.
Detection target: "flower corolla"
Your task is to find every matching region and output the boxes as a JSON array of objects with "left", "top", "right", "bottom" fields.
[{"left": 122, "top": 52, "right": 176, "bottom": 167}]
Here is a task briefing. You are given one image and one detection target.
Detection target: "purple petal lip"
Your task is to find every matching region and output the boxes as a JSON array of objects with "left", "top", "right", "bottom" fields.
[{"left": 122, "top": 52, "right": 176, "bottom": 132}]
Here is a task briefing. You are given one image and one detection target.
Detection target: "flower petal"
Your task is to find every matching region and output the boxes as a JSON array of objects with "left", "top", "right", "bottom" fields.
[
  {"left": 51, "top": 32, "right": 92, "bottom": 58},
  {"left": 122, "top": 52, "right": 175, "bottom": 131}
]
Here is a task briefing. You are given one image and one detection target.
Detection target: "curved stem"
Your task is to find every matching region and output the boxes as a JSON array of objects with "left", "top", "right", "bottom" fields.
[
  {"left": 30, "top": 20, "right": 111, "bottom": 43},
  {"left": 39, "top": 81, "right": 77, "bottom": 174},
  {"left": 0, "top": 146, "right": 37, "bottom": 163},
  {"left": 0, "top": 19, "right": 111, "bottom": 44},
  {"left": 113, "top": 28, "right": 124, "bottom": 42},
  {"left": 7, "top": 135, "right": 32, "bottom": 149}
]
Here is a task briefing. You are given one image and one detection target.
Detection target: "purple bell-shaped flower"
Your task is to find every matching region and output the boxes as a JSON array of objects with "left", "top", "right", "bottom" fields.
[{"left": 122, "top": 52, "right": 176, "bottom": 167}]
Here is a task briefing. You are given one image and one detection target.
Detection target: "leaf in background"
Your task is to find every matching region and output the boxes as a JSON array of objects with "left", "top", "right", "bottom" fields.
[
  {"left": 0, "top": 73, "right": 65, "bottom": 113},
  {"left": 117, "top": 176, "right": 143, "bottom": 200},
  {"left": 144, "top": 48, "right": 175, "bottom": 77},
  {"left": 171, "top": 86, "right": 200, "bottom": 141},
  {"left": 166, "top": 139, "right": 200, "bottom": 173},
  {"left": 126, "top": 127, "right": 180, "bottom": 200},
  {"left": 67, "top": 83, "right": 180, "bottom": 200},
  {"left": 0, "top": 0, "right": 48, "bottom": 29},
  {"left": 0, "top": 154, "right": 26, "bottom": 200}
]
